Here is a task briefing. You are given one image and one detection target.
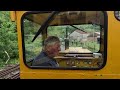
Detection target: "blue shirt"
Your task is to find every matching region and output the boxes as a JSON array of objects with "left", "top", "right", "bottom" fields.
[{"left": 32, "top": 51, "right": 59, "bottom": 67}]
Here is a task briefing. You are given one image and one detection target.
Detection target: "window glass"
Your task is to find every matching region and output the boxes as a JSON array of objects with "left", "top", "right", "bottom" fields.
[
  {"left": 23, "top": 19, "right": 43, "bottom": 63},
  {"left": 47, "top": 24, "right": 100, "bottom": 53},
  {"left": 22, "top": 11, "right": 106, "bottom": 69}
]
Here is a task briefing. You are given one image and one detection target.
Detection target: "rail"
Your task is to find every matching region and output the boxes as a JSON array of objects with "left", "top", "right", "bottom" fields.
[{"left": 0, "top": 64, "right": 20, "bottom": 79}]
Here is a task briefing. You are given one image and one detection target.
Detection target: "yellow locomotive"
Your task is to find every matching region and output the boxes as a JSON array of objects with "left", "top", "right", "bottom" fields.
[{"left": 10, "top": 11, "right": 120, "bottom": 79}]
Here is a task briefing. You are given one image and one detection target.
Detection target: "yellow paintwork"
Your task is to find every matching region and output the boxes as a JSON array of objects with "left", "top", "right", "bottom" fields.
[
  {"left": 13, "top": 11, "right": 120, "bottom": 79},
  {"left": 10, "top": 11, "right": 16, "bottom": 22}
]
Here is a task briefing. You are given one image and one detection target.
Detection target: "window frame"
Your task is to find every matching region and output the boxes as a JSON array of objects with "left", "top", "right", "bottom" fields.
[
  {"left": 114, "top": 11, "right": 120, "bottom": 21},
  {"left": 21, "top": 11, "right": 108, "bottom": 70}
]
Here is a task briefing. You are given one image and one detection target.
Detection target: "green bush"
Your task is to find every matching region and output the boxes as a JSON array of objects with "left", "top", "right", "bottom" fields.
[{"left": 0, "top": 11, "right": 18, "bottom": 62}]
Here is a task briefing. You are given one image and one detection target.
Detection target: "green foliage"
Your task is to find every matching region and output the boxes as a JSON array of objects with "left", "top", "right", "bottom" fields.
[
  {"left": 23, "top": 19, "right": 43, "bottom": 61},
  {"left": 0, "top": 58, "right": 19, "bottom": 69},
  {"left": 74, "top": 24, "right": 100, "bottom": 32},
  {"left": 83, "top": 41, "right": 100, "bottom": 52},
  {"left": 0, "top": 11, "right": 18, "bottom": 62}
]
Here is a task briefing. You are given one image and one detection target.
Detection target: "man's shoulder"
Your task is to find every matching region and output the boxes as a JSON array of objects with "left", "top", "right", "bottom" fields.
[{"left": 35, "top": 51, "right": 46, "bottom": 59}]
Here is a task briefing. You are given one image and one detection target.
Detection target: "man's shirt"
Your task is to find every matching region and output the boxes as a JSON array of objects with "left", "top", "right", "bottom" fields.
[{"left": 32, "top": 51, "right": 59, "bottom": 67}]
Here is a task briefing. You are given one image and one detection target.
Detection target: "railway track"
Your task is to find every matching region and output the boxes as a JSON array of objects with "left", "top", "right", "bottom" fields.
[{"left": 0, "top": 64, "right": 20, "bottom": 79}]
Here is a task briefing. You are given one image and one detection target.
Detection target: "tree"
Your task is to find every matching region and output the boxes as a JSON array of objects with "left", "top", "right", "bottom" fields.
[{"left": 0, "top": 11, "right": 18, "bottom": 64}]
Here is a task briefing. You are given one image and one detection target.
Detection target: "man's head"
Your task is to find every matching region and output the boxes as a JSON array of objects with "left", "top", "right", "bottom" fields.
[{"left": 43, "top": 36, "right": 61, "bottom": 58}]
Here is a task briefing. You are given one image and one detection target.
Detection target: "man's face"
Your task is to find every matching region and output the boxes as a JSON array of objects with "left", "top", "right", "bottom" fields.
[
  {"left": 48, "top": 42, "right": 61, "bottom": 57},
  {"left": 53, "top": 42, "right": 61, "bottom": 56}
]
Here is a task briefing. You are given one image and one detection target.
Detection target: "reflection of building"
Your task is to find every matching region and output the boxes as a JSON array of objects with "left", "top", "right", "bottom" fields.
[{"left": 69, "top": 30, "right": 89, "bottom": 42}]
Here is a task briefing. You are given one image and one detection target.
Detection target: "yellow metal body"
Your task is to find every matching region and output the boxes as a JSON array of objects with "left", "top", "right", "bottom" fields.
[
  {"left": 14, "top": 11, "right": 120, "bottom": 79},
  {"left": 10, "top": 11, "right": 16, "bottom": 22}
]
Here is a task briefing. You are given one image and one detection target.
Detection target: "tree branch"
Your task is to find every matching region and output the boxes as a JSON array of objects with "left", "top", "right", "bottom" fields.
[{"left": 4, "top": 50, "right": 10, "bottom": 64}]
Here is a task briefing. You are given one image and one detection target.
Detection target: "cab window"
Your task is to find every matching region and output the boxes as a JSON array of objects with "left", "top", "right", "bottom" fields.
[{"left": 21, "top": 11, "right": 107, "bottom": 69}]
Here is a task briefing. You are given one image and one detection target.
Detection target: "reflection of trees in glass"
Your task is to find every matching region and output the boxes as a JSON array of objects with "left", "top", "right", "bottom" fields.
[
  {"left": 24, "top": 19, "right": 42, "bottom": 61},
  {"left": 24, "top": 19, "right": 40, "bottom": 35}
]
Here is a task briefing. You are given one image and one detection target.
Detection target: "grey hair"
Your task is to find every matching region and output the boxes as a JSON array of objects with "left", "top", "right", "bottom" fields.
[{"left": 43, "top": 36, "right": 60, "bottom": 49}]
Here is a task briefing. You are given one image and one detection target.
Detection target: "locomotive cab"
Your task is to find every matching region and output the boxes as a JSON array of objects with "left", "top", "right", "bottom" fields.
[{"left": 9, "top": 11, "right": 120, "bottom": 79}]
